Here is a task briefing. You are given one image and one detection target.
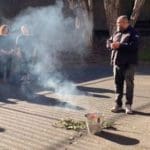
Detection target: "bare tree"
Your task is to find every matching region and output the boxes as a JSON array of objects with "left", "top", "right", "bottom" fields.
[
  {"left": 77, "top": 0, "right": 93, "bottom": 47},
  {"left": 104, "top": 0, "right": 120, "bottom": 35},
  {"left": 66, "top": 0, "right": 93, "bottom": 47},
  {"left": 130, "top": 0, "right": 145, "bottom": 27},
  {"left": 104, "top": 0, "right": 146, "bottom": 35}
]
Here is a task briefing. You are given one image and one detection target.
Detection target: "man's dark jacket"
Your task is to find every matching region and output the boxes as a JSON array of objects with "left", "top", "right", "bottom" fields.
[{"left": 107, "top": 26, "right": 139, "bottom": 66}]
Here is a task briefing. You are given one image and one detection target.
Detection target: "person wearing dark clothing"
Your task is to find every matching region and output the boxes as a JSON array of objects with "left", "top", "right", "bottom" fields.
[
  {"left": 16, "top": 35, "right": 34, "bottom": 72},
  {"left": 16, "top": 25, "right": 35, "bottom": 66},
  {"left": 15, "top": 25, "right": 36, "bottom": 84},
  {"left": 0, "top": 25, "right": 15, "bottom": 81},
  {"left": 107, "top": 15, "right": 139, "bottom": 114}
]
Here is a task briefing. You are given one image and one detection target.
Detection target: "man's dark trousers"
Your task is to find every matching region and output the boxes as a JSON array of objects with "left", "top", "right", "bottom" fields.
[{"left": 113, "top": 64, "right": 135, "bottom": 107}]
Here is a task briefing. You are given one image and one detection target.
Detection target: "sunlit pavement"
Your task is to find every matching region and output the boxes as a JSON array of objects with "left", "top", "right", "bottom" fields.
[{"left": 0, "top": 65, "right": 150, "bottom": 150}]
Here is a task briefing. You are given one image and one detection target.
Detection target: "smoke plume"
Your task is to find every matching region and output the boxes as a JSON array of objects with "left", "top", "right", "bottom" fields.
[{"left": 11, "top": 1, "right": 93, "bottom": 100}]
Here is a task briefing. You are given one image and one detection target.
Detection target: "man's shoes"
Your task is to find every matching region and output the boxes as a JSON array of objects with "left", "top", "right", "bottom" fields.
[
  {"left": 125, "top": 105, "right": 133, "bottom": 114},
  {"left": 111, "top": 105, "right": 123, "bottom": 113}
]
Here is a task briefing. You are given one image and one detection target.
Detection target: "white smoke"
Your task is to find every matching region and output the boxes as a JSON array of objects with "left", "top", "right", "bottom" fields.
[{"left": 11, "top": 1, "right": 93, "bottom": 100}]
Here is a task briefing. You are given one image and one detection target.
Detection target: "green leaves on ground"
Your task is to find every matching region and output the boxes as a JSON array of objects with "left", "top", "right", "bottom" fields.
[
  {"left": 53, "top": 118, "right": 116, "bottom": 131},
  {"left": 53, "top": 119, "right": 86, "bottom": 131},
  {"left": 102, "top": 120, "right": 116, "bottom": 129}
]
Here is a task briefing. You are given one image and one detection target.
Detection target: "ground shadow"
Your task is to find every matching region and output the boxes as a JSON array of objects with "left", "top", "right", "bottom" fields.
[
  {"left": 0, "top": 65, "right": 113, "bottom": 110},
  {"left": 136, "top": 66, "right": 150, "bottom": 76},
  {"left": 77, "top": 86, "right": 114, "bottom": 94},
  {"left": 133, "top": 111, "right": 150, "bottom": 116},
  {"left": 0, "top": 98, "right": 17, "bottom": 104},
  {"left": 27, "top": 95, "right": 85, "bottom": 111},
  {"left": 0, "top": 127, "right": 5, "bottom": 132},
  {"left": 0, "top": 83, "right": 18, "bottom": 105},
  {"left": 96, "top": 131, "right": 139, "bottom": 145},
  {"left": 77, "top": 86, "right": 114, "bottom": 99},
  {"left": 61, "top": 65, "right": 112, "bottom": 83},
  {"left": 0, "top": 83, "right": 85, "bottom": 111},
  {"left": 90, "top": 93, "right": 111, "bottom": 98},
  {"left": 64, "top": 65, "right": 150, "bottom": 83}
]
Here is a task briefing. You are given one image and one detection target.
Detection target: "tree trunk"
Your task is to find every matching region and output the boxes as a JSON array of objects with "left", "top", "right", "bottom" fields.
[
  {"left": 103, "top": 0, "right": 120, "bottom": 35},
  {"left": 130, "top": 0, "right": 145, "bottom": 27},
  {"left": 78, "top": 0, "right": 93, "bottom": 48},
  {"left": 66, "top": 0, "right": 93, "bottom": 48}
]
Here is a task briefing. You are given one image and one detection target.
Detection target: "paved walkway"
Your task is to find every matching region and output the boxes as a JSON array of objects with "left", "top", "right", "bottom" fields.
[{"left": 0, "top": 65, "right": 150, "bottom": 150}]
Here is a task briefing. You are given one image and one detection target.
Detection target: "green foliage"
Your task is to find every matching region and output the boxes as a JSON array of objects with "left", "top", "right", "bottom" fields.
[
  {"left": 102, "top": 120, "right": 115, "bottom": 129},
  {"left": 53, "top": 119, "right": 86, "bottom": 131},
  {"left": 54, "top": 118, "right": 116, "bottom": 132}
]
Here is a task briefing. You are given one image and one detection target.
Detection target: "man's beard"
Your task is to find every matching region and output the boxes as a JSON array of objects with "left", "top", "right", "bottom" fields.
[{"left": 117, "top": 26, "right": 124, "bottom": 32}]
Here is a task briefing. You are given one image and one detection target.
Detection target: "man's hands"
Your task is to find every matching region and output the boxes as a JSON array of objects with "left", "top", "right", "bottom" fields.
[{"left": 110, "top": 42, "right": 120, "bottom": 49}]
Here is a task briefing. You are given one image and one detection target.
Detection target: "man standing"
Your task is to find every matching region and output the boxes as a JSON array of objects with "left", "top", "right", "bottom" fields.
[{"left": 107, "top": 15, "right": 139, "bottom": 114}]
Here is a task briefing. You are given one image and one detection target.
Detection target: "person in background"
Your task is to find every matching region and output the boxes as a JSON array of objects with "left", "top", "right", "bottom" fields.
[
  {"left": 106, "top": 15, "right": 139, "bottom": 114},
  {"left": 16, "top": 25, "right": 36, "bottom": 84},
  {"left": 0, "top": 24, "right": 14, "bottom": 82}
]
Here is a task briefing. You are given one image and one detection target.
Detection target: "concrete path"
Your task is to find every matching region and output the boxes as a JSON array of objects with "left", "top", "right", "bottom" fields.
[{"left": 0, "top": 65, "right": 150, "bottom": 150}]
